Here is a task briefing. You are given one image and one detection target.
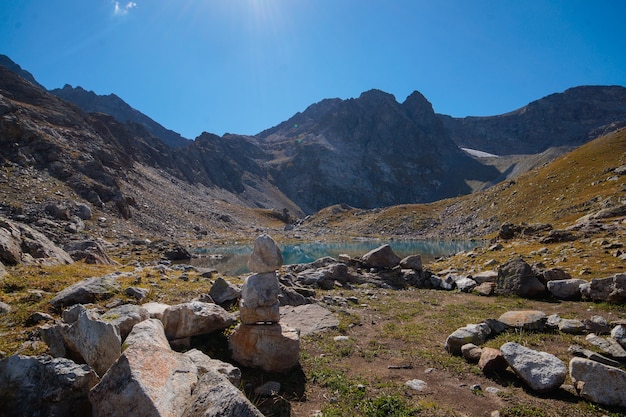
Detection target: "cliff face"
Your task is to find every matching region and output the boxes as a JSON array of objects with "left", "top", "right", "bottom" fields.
[
  {"left": 438, "top": 86, "right": 626, "bottom": 155},
  {"left": 258, "top": 90, "right": 499, "bottom": 213}
]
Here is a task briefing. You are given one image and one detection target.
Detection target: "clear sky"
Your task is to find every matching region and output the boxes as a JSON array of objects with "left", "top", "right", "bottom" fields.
[{"left": 1, "top": 1, "right": 625, "bottom": 139}]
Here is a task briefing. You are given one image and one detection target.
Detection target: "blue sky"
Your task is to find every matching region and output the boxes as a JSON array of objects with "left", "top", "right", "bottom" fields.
[{"left": 1, "top": 1, "right": 625, "bottom": 139}]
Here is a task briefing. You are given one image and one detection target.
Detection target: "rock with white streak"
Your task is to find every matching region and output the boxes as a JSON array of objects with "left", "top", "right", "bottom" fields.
[
  {"left": 500, "top": 342, "right": 567, "bottom": 393},
  {"left": 569, "top": 357, "right": 626, "bottom": 407},
  {"left": 89, "top": 344, "right": 198, "bottom": 417}
]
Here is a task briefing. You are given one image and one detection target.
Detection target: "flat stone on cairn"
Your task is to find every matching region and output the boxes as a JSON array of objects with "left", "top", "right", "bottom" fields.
[{"left": 230, "top": 234, "right": 300, "bottom": 372}]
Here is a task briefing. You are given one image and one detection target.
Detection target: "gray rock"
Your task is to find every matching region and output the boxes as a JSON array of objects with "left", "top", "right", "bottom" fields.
[
  {"left": 500, "top": 342, "right": 567, "bottom": 393},
  {"left": 399, "top": 254, "right": 422, "bottom": 271},
  {"left": 26, "top": 311, "right": 55, "bottom": 326},
  {"left": 125, "top": 286, "right": 150, "bottom": 301},
  {"left": 0, "top": 354, "right": 99, "bottom": 417},
  {"left": 569, "top": 357, "right": 626, "bottom": 407},
  {"left": 280, "top": 304, "right": 339, "bottom": 336},
  {"left": 241, "top": 272, "right": 281, "bottom": 308},
  {"left": 455, "top": 276, "right": 478, "bottom": 293},
  {"left": 74, "top": 202, "right": 93, "bottom": 220},
  {"left": 247, "top": 234, "right": 283, "bottom": 273},
  {"left": 278, "top": 284, "right": 313, "bottom": 306},
  {"left": 496, "top": 258, "right": 546, "bottom": 297},
  {"left": 229, "top": 323, "right": 300, "bottom": 372},
  {"left": 182, "top": 370, "right": 264, "bottom": 417},
  {"left": 545, "top": 314, "right": 562, "bottom": 331},
  {"left": 40, "top": 323, "right": 68, "bottom": 357},
  {"left": 62, "top": 304, "right": 88, "bottom": 324},
  {"left": 61, "top": 309, "right": 121, "bottom": 377},
  {"left": 65, "top": 239, "right": 117, "bottom": 265},
  {"left": 539, "top": 267, "right": 572, "bottom": 283},
  {"left": 50, "top": 273, "right": 122, "bottom": 309},
  {"left": 472, "top": 270, "right": 498, "bottom": 284},
  {"left": 585, "top": 333, "right": 626, "bottom": 359},
  {"left": 209, "top": 277, "right": 241, "bottom": 305},
  {"left": 255, "top": 381, "right": 281, "bottom": 396},
  {"left": 405, "top": 379, "right": 428, "bottom": 391},
  {"left": 474, "top": 282, "right": 496, "bottom": 296},
  {"left": 124, "top": 318, "right": 171, "bottom": 350},
  {"left": 581, "top": 273, "right": 626, "bottom": 303},
  {"left": 546, "top": 278, "right": 587, "bottom": 300},
  {"left": 567, "top": 344, "right": 622, "bottom": 368},
  {"left": 101, "top": 304, "right": 150, "bottom": 340},
  {"left": 185, "top": 348, "right": 242, "bottom": 386},
  {"left": 444, "top": 323, "right": 491, "bottom": 356},
  {"left": 161, "top": 301, "right": 236, "bottom": 340},
  {"left": 482, "top": 318, "right": 508, "bottom": 335},
  {"left": 361, "top": 244, "right": 401, "bottom": 269},
  {"left": 90, "top": 344, "right": 198, "bottom": 417},
  {"left": 611, "top": 324, "right": 626, "bottom": 348},
  {"left": 558, "top": 319, "right": 586, "bottom": 335},
  {"left": 498, "top": 310, "right": 547, "bottom": 331},
  {"left": 584, "top": 315, "right": 610, "bottom": 335}
]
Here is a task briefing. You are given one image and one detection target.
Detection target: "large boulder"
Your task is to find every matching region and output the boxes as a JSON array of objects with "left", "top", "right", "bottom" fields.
[
  {"left": 496, "top": 258, "right": 545, "bottom": 297},
  {"left": 182, "top": 370, "right": 264, "bottom": 417},
  {"left": 89, "top": 344, "right": 198, "bottom": 417},
  {"left": 500, "top": 342, "right": 567, "bottom": 393},
  {"left": 50, "top": 273, "right": 122, "bottom": 309},
  {"left": 580, "top": 274, "right": 626, "bottom": 303},
  {"left": 361, "top": 244, "right": 401, "bottom": 269},
  {"left": 124, "top": 318, "right": 171, "bottom": 350},
  {"left": 0, "top": 354, "right": 99, "bottom": 417},
  {"left": 61, "top": 309, "right": 121, "bottom": 377},
  {"left": 247, "top": 234, "right": 283, "bottom": 273},
  {"left": 280, "top": 304, "right": 339, "bottom": 336},
  {"left": 161, "top": 301, "right": 236, "bottom": 340},
  {"left": 101, "top": 304, "right": 150, "bottom": 340},
  {"left": 184, "top": 348, "right": 242, "bottom": 386},
  {"left": 209, "top": 277, "right": 241, "bottom": 305},
  {"left": 64, "top": 239, "right": 117, "bottom": 265},
  {"left": 569, "top": 357, "right": 626, "bottom": 407},
  {"left": 0, "top": 217, "right": 74, "bottom": 265},
  {"left": 229, "top": 323, "right": 300, "bottom": 373}
]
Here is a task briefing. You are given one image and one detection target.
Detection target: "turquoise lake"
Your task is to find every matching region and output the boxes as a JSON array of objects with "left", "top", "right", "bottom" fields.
[{"left": 191, "top": 240, "right": 482, "bottom": 276}]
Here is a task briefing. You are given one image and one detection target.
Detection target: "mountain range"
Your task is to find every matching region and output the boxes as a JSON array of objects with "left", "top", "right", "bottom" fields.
[{"left": 1, "top": 54, "right": 626, "bottom": 234}]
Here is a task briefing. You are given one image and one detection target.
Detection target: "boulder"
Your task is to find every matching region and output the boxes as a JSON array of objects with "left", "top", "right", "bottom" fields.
[
  {"left": 496, "top": 258, "right": 545, "bottom": 298},
  {"left": 240, "top": 272, "right": 280, "bottom": 308},
  {"left": 182, "top": 369, "right": 263, "bottom": 417},
  {"left": 239, "top": 303, "right": 280, "bottom": 324},
  {"left": 538, "top": 267, "right": 572, "bottom": 283},
  {"left": 546, "top": 278, "right": 587, "bottom": 300},
  {"left": 472, "top": 270, "right": 498, "bottom": 284},
  {"left": 61, "top": 309, "right": 121, "bottom": 377},
  {"left": 74, "top": 202, "right": 93, "bottom": 220},
  {"left": 399, "top": 254, "right": 422, "bottom": 271},
  {"left": 89, "top": 344, "right": 198, "bottom": 417},
  {"left": 611, "top": 324, "right": 626, "bottom": 348},
  {"left": 474, "top": 282, "right": 496, "bottom": 296},
  {"left": 361, "top": 244, "right": 401, "bottom": 269},
  {"left": 278, "top": 284, "right": 313, "bottom": 306},
  {"left": 0, "top": 354, "right": 99, "bottom": 417},
  {"left": 0, "top": 221, "right": 22, "bottom": 265},
  {"left": 124, "top": 318, "right": 171, "bottom": 350},
  {"left": 498, "top": 310, "right": 547, "bottom": 331},
  {"left": 247, "top": 234, "right": 283, "bottom": 273},
  {"left": 125, "top": 286, "right": 150, "bottom": 301},
  {"left": 569, "top": 357, "right": 626, "bottom": 407},
  {"left": 455, "top": 276, "right": 478, "bottom": 293},
  {"left": 280, "top": 304, "right": 339, "bottom": 336},
  {"left": 580, "top": 274, "right": 626, "bottom": 303},
  {"left": 50, "top": 273, "right": 122, "bottom": 309},
  {"left": 583, "top": 315, "right": 610, "bottom": 335},
  {"left": 444, "top": 323, "right": 491, "bottom": 356},
  {"left": 101, "top": 304, "right": 150, "bottom": 340},
  {"left": 500, "top": 342, "right": 567, "bottom": 393},
  {"left": 585, "top": 333, "right": 626, "bottom": 360},
  {"left": 567, "top": 344, "right": 622, "bottom": 368},
  {"left": 161, "top": 301, "right": 236, "bottom": 340},
  {"left": 184, "top": 348, "right": 242, "bottom": 386},
  {"left": 209, "top": 277, "right": 241, "bottom": 305},
  {"left": 478, "top": 347, "right": 508, "bottom": 373},
  {"left": 558, "top": 319, "right": 586, "bottom": 335},
  {"left": 229, "top": 323, "right": 300, "bottom": 372}
]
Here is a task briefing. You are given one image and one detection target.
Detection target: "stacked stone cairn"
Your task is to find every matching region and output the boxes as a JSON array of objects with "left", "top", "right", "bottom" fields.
[{"left": 229, "top": 234, "right": 300, "bottom": 373}]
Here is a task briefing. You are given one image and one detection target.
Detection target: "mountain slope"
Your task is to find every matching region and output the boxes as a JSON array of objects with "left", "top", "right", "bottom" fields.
[
  {"left": 50, "top": 84, "right": 191, "bottom": 148},
  {"left": 439, "top": 85, "right": 626, "bottom": 155},
  {"left": 258, "top": 89, "right": 500, "bottom": 213}
]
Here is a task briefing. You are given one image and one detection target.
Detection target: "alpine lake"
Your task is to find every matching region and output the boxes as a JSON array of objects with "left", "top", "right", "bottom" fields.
[{"left": 189, "top": 239, "right": 483, "bottom": 276}]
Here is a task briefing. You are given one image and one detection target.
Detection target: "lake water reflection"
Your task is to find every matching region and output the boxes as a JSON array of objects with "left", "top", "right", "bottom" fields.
[{"left": 190, "top": 240, "right": 482, "bottom": 276}]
